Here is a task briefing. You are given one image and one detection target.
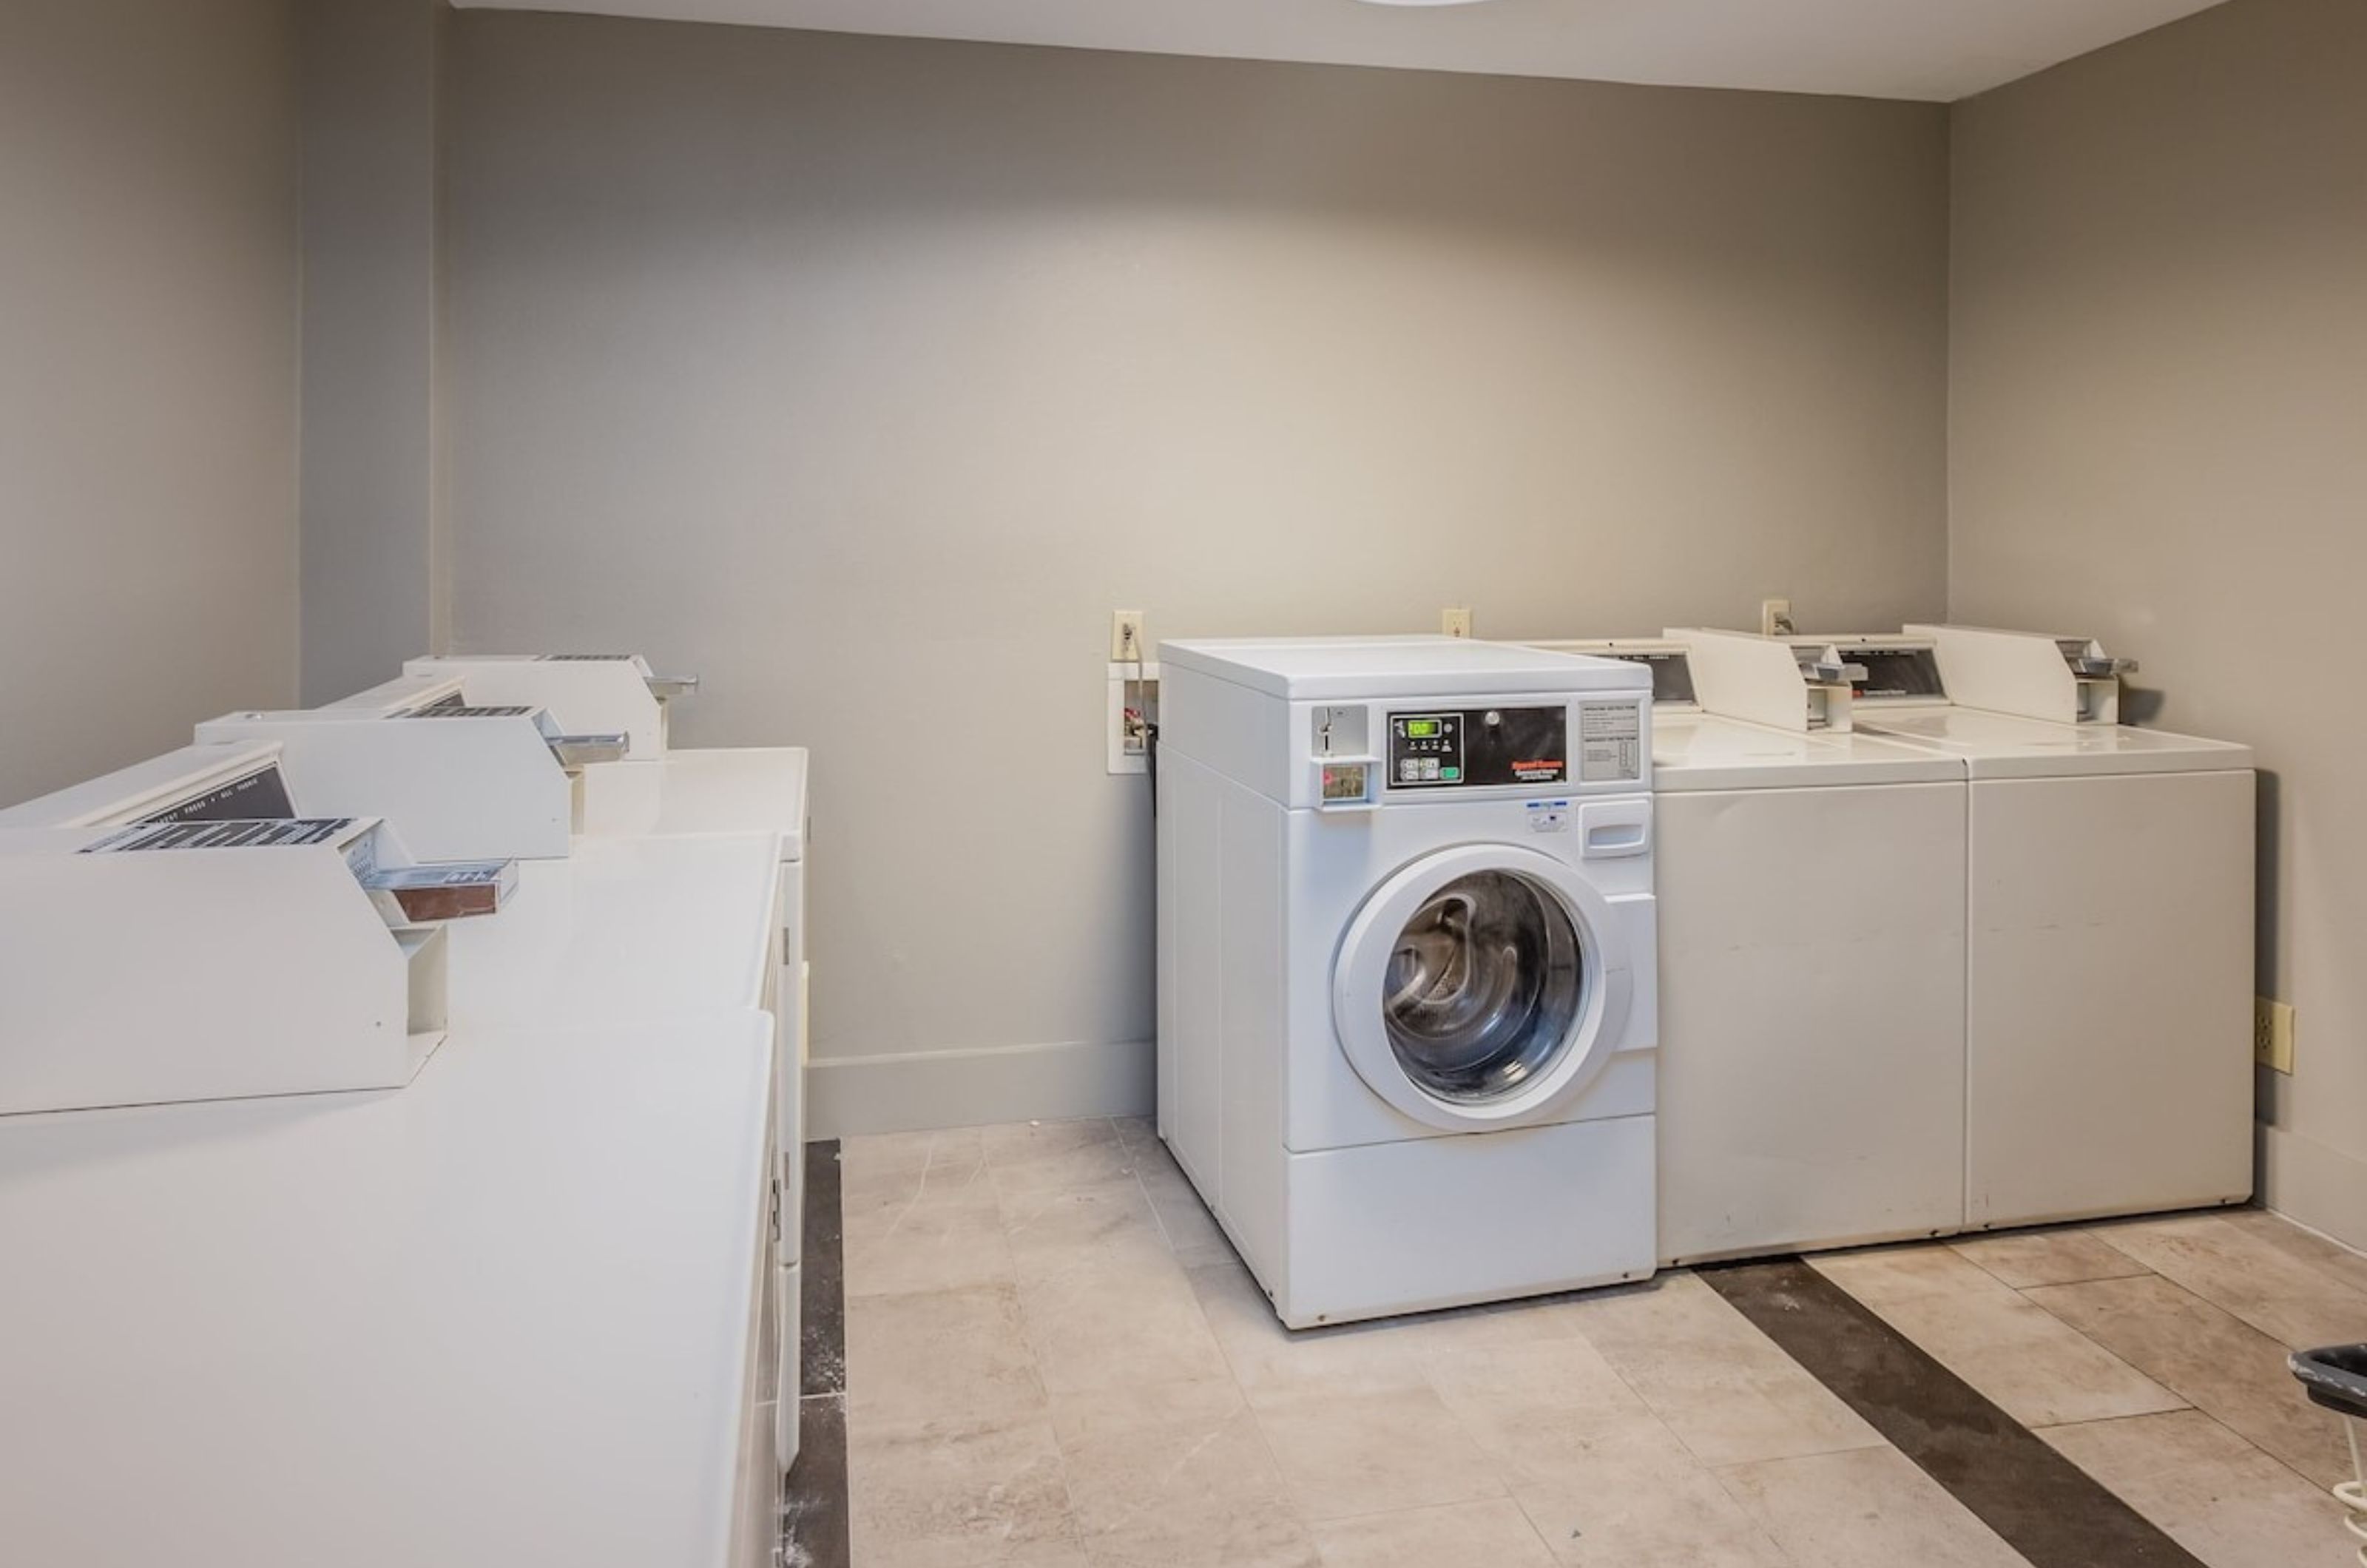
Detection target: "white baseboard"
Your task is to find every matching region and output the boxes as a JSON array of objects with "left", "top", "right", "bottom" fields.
[
  {"left": 807, "top": 1037, "right": 1154, "bottom": 1140},
  {"left": 2260, "top": 1120, "right": 2367, "bottom": 1255}
]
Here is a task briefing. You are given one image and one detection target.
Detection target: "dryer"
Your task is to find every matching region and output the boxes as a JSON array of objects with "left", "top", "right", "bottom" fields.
[{"left": 1156, "top": 637, "right": 1656, "bottom": 1328}]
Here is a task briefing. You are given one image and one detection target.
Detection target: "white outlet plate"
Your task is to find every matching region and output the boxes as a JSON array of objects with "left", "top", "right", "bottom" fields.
[
  {"left": 1761, "top": 598, "right": 1794, "bottom": 637},
  {"left": 1442, "top": 607, "right": 1473, "bottom": 639},
  {"left": 1110, "top": 610, "right": 1147, "bottom": 663}
]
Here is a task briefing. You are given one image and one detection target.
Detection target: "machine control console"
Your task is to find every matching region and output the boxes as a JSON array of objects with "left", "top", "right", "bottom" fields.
[{"left": 1388, "top": 706, "right": 1571, "bottom": 788}]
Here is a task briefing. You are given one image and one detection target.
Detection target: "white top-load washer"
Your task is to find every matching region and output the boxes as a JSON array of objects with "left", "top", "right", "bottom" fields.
[
  {"left": 1157, "top": 635, "right": 1658, "bottom": 1328},
  {"left": 1701, "top": 624, "right": 2257, "bottom": 1229},
  {"left": 1534, "top": 641, "right": 1970, "bottom": 1263}
]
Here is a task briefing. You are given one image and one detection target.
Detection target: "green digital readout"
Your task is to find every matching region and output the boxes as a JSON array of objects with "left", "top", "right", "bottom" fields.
[{"left": 1405, "top": 720, "right": 1441, "bottom": 738}]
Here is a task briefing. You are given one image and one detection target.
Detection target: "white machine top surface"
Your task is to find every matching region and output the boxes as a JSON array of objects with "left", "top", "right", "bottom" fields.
[
  {"left": 1160, "top": 636, "right": 1651, "bottom": 700},
  {"left": 0, "top": 741, "right": 281, "bottom": 829},
  {"left": 577, "top": 748, "right": 808, "bottom": 861},
  {"left": 446, "top": 830, "right": 781, "bottom": 1027},
  {"left": 0, "top": 1013, "right": 771, "bottom": 1568},
  {"left": 1653, "top": 714, "right": 1962, "bottom": 791},
  {"left": 1857, "top": 708, "right": 2253, "bottom": 779}
]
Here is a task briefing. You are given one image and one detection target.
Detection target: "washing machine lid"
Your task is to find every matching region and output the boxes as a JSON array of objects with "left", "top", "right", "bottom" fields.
[
  {"left": 1857, "top": 709, "right": 2252, "bottom": 779},
  {"left": 1160, "top": 638, "right": 1650, "bottom": 702},
  {"left": 1652, "top": 715, "right": 1959, "bottom": 792},
  {"left": 1332, "top": 842, "right": 1634, "bottom": 1133}
]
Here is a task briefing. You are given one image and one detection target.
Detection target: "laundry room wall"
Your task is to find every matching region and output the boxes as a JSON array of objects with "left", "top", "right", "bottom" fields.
[
  {"left": 437, "top": 13, "right": 1952, "bottom": 1132},
  {"left": 1948, "top": 0, "right": 2367, "bottom": 1248},
  {"left": 0, "top": 0, "right": 302, "bottom": 808}
]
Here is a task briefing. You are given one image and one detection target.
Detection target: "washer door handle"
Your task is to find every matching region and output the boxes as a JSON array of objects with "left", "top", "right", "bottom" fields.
[{"left": 1579, "top": 799, "right": 1652, "bottom": 859}]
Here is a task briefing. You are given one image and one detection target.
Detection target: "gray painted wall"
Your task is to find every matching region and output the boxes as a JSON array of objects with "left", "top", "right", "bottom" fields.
[
  {"left": 0, "top": 0, "right": 301, "bottom": 806},
  {"left": 1950, "top": 0, "right": 2367, "bottom": 1247},
  {"left": 297, "top": 0, "right": 450, "bottom": 703},
  {"left": 443, "top": 14, "right": 1950, "bottom": 1125}
]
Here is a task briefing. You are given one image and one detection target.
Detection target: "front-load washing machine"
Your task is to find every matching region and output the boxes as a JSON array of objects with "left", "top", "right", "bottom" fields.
[{"left": 1155, "top": 636, "right": 1658, "bottom": 1328}]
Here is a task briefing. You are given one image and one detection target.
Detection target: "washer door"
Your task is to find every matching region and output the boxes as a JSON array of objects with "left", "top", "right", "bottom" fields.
[{"left": 1333, "top": 843, "right": 1632, "bottom": 1132}]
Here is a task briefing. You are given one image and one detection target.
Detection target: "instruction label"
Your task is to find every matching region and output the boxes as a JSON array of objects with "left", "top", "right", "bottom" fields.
[{"left": 1578, "top": 703, "right": 1643, "bottom": 783}]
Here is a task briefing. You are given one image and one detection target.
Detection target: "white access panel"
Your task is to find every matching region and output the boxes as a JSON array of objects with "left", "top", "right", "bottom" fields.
[
  {"left": 1280, "top": 1115, "right": 1656, "bottom": 1328},
  {"left": 1963, "top": 770, "right": 2256, "bottom": 1226},
  {"left": 1654, "top": 780, "right": 1968, "bottom": 1262},
  {"left": 0, "top": 1014, "right": 776, "bottom": 1568}
]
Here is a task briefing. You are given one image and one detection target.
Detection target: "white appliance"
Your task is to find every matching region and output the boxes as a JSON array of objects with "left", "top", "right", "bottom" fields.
[
  {"left": 1157, "top": 636, "right": 1658, "bottom": 1328},
  {"left": 326, "top": 652, "right": 811, "bottom": 1467},
  {"left": 1534, "top": 641, "right": 1970, "bottom": 1263},
  {"left": 0, "top": 728, "right": 808, "bottom": 1470},
  {"left": 0, "top": 1014, "right": 782, "bottom": 1568},
  {"left": 1697, "top": 624, "right": 2258, "bottom": 1229}
]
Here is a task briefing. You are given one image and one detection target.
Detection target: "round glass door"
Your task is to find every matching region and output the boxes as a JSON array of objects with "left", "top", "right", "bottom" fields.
[{"left": 1382, "top": 870, "right": 1587, "bottom": 1103}]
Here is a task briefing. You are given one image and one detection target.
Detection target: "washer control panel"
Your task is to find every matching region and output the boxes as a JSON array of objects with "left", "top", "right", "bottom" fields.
[{"left": 1389, "top": 706, "right": 1568, "bottom": 788}]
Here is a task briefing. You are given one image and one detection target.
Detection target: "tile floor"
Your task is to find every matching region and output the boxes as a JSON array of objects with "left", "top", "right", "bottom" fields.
[{"left": 834, "top": 1118, "right": 2367, "bottom": 1568}]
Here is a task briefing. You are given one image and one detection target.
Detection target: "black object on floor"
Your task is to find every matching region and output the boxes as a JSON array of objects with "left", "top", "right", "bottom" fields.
[
  {"left": 781, "top": 1140, "right": 850, "bottom": 1568},
  {"left": 1701, "top": 1257, "right": 2204, "bottom": 1568}
]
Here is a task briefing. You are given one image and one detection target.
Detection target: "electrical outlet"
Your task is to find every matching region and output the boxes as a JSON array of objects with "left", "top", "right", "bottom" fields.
[
  {"left": 2255, "top": 997, "right": 2297, "bottom": 1074},
  {"left": 1761, "top": 598, "right": 1795, "bottom": 638},
  {"left": 1442, "top": 607, "right": 1473, "bottom": 639},
  {"left": 1110, "top": 610, "right": 1147, "bottom": 663}
]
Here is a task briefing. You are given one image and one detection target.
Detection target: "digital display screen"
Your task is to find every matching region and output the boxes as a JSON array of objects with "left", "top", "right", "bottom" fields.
[{"left": 1404, "top": 720, "right": 1441, "bottom": 738}]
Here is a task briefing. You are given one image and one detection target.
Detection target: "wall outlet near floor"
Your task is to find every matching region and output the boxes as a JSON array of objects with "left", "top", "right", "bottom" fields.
[
  {"left": 2255, "top": 996, "right": 2297, "bottom": 1074},
  {"left": 1761, "top": 598, "right": 1796, "bottom": 638},
  {"left": 1441, "top": 606, "right": 1473, "bottom": 639},
  {"left": 1110, "top": 609, "right": 1147, "bottom": 663}
]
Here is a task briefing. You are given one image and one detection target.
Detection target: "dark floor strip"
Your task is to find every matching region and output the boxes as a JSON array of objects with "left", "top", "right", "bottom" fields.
[
  {"left": 781, "top": 1140, "right": 850, "bottom": 1568},
  {"left": 1701, "top": 1259, "right": 2202, "bottom": 1568}
]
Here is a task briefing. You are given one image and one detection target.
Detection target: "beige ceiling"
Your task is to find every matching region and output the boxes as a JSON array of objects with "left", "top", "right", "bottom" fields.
[{"left": 449, "top": 0, "right": 2229, "bottom": 101}]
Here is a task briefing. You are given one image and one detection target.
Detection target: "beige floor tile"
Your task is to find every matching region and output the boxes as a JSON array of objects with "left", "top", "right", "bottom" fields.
[
  {"left": 982, "top": 1118, "right": 1137, "bottom": 1194},
  {"left": 840, "top": 1127, "right": 996, "bottom": 1218},
  {"left": 845, "top": 1198, "right": 1016, "bottom": 1299},
  {"left": 1422, "top": 1333, "right": 1651, "bottom": 1452},
  {"left": 1188, "top": 1257, "right": 1435, "bottom": 1406},
  {"left": 2094, "top": 1212, "right": 2367, "bottom": 1350},
  {"left": 2027, "top": 1273, "right": 2356, "bottom": 1489},
  {"left": 1013, "top": 1239, "right": 1234, "bottom": 1397},
  {"left": 857, "top": 1544, "right": 1091, "bottom": 1568},
  {"left": 1051, "top": 1377, "right": 1320, "bottom": 1568},
  {"left": 1948, "top": 1227, "right": 2153, "bottom": 1288},
  {"left": 1130, "top": 1144, "right": 1236, "bottom": 1264},
  {"left": 2222, "top": 1207, "right": 2367, "bottom": 1298},
  {"left": 848, "top": 1412, "right": 1079, "bottom": 1566},
  {"left": 1001, "top": 1177, "right": 1172, "bottom": 1271},
  {"left": 1560, "top": 1272, "right": 1882, "bottom": 1467},
  {"left": 1718, "top": 1445, "right": 2029, "bottom": 1568},
  {"left": 1812, "top": 1246, "right": 2186, "bottom": 1427},
  {"left": 1507, "top": 1419, "right": 1792, "bottom": 1568},
  {"left": 1419, "top": 1334, "right": 1784, "bottom": 1566},
  {"left": 1312, "top": 1499, "right": 1556, "bottom": 1567},
  {"left": 2042, "top": 1410, "right": 2357, "bottom": 1568},
  {"left": 1188, "top": 1254, "right": 1591, "bottom": 1408},
  {"left": 845, "top": 1282, "right": 1047, "bottom": 1425},
  {"left": 1253, "top": 1382, "right": 1510, "bottom": 1522}
]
